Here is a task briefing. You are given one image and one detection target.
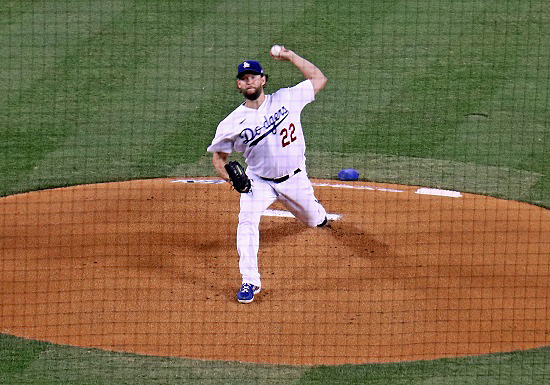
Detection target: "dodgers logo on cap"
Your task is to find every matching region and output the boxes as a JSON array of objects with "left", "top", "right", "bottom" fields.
[{"left": 237, "top": 60, "right": 264, "bottom": 78}]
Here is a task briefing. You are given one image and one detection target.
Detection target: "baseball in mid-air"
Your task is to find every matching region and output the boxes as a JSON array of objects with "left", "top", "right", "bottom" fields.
[{"left": 270, "top": 45, "right": 283, "bottom": 57}]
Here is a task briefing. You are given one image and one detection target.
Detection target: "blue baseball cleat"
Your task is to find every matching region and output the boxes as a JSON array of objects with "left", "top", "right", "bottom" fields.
[{"left": 237, "top": 283, "right": 261, "bottom": 303}]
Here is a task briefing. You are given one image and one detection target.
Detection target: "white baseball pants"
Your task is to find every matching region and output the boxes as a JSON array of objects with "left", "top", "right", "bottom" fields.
[{"left": 237, "top": 169, "right": 327, "bottom": 288}]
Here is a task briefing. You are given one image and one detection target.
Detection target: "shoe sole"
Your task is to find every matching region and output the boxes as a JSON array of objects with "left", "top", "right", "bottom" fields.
[{"left": 237, "top": 287, "right": 261, "bottom": 304}]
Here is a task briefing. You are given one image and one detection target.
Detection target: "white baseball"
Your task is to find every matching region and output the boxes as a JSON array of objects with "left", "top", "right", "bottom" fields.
[{"left": 270, "top": 45, "right": 283, "bottom": 57}]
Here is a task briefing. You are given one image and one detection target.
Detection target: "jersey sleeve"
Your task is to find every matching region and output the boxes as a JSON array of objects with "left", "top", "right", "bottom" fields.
[
  {"left": 287, "top": 79, "right": 315, "bottom": 110},
  {"left": 206, "top": 120, "right": 235, "bottom": 154}
]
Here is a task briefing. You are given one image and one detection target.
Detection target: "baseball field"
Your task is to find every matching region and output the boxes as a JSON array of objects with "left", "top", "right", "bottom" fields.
[{"left": 1, "top": 0, "right": 549, "bottom": 384}]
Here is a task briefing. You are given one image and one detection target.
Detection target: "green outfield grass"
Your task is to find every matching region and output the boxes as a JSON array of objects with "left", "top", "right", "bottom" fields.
[
  {"left": 1, "top": 334, "right": 549, "bottom": 385},
  {"left": 1, "top": 0, "right": 549, "bottom": 383}
]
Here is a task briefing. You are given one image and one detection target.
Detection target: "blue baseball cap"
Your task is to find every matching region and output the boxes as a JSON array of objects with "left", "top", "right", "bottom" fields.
[{"left": 237, "top": 60, "right": 264, "bottom": 78}]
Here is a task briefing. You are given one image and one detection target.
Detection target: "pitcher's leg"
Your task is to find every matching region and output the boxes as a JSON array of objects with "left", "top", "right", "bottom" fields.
[
  {"left": 236, "top": 177, "right": 277, "bottom": 288},
  {"left": 277, "top": 171, "right": 327, "bottom": 228}
]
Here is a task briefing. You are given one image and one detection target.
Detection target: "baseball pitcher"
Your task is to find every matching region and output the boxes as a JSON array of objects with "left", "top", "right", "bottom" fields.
[{"left": 207, "top": 46, "right": 329, "bottom": 303}]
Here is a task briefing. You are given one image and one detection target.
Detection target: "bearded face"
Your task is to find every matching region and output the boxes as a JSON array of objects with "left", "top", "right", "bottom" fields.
[
  {"left": 243, "top": 86, "right": 262, "bottom": 101},
  {"left": 237, "top": 73, "right": 266, "bottom": 101}
]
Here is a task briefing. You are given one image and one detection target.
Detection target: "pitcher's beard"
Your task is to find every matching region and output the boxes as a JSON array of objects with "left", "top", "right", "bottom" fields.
[{"left": 243, "top": 88, "right": 262, "bottom": 101}]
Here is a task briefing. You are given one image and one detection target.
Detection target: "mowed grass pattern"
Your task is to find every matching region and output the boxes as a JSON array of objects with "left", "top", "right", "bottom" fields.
[{"left": 1, "top": 0, "right": 549, "bottom": 384}]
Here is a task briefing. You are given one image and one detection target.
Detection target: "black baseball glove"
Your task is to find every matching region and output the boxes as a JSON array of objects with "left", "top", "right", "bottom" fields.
[{"left": 224, "top": 161, "right": 251, "bottom": 193}]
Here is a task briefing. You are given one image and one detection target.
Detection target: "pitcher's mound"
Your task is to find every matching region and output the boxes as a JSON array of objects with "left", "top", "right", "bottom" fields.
[{"left": 0, "top": 178, "right": 549, "bottom": 365}]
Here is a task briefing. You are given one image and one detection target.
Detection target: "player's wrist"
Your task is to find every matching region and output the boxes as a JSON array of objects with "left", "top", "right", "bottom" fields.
[{"left": 286, "top": 51, "right": 299, "bottom": 62}]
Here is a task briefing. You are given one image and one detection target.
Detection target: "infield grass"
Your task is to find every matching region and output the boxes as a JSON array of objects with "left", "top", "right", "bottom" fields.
[
  {"left": 1, "top": 0, "right": 549, "bottom": 384},
  {"left": 1, "top": 0, "right": 549, "bottom": 205},
  {"left": 1, "top": 334, "right": 548, "bottom": 385}
]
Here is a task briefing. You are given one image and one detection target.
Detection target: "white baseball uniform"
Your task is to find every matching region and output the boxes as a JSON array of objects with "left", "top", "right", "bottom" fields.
[{"left": 207, "top": 79, "right": 327, "bottom": 288}]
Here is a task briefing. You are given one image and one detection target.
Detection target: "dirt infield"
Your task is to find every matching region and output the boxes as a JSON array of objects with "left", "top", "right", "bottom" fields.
[{"left": 0, "top": 178, "right": 549, "bottom": 365}]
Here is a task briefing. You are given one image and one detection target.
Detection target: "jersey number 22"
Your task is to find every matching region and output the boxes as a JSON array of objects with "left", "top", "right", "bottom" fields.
[{"left": 281, "top": 123, "right": 297, "bottom": 147}]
